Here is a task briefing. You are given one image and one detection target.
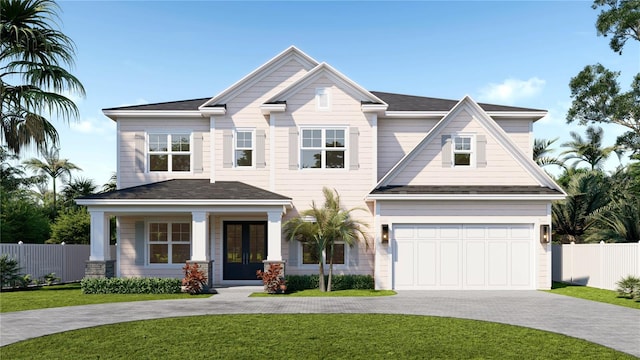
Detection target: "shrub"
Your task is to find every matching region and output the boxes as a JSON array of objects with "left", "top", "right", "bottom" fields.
[
  {"left": 256, "top": 263, "right": 286, "bottom": 294},
  {"left": 49, "top": 207, "right": 90, "bottom": 244},
  {"left": 0, "top": 254, "right": 21, "bottom": 288},
  {"left": 285, "top": 274, "right": 374, "bottom": 292},
  {"left": 182, "top": 262, "right": 208, "bottom": 295},
  {"left": 81, "top": 277, "right": 181, "bottom": 294},
  {"left": 43, "top": 272, "right": 60, "bottom": 286},
  {"left": 616, "top": 275, "right": 640, "bottom": 299}
]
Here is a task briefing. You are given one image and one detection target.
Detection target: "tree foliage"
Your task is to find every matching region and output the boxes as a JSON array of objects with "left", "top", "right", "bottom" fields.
[
  {"left": 49, "top": 206, "right": 90, "bottom": 244},
  {"left": 1, "top": 0, "right": 85, "bottom": 154},
  {"left": 533, "top": 138, "right": 565, "bottom": 168},
  {"left": 593, "top": 0, "right": 640, "bottom": 54},
  {"left": 560, "top": 126, "right": 617, "bottom": 169},
  {"left": 23, "top": 146, "right": 80, "bottom": 212}
]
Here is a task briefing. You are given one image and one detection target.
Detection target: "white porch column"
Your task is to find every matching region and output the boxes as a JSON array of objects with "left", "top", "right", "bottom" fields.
[
  {"left": 89, "top": 210, "right": 110, "bottom": 261},
  {"left": 191, "top": 211, "right": 209, "bottom": 262},
  {"left": 267, "top": 210, "right": 283, "bottom": 261}
]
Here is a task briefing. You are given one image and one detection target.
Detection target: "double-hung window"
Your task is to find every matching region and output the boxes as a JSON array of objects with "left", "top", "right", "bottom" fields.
[
  {"left": 301, "top": 242, "right": 346, "bottom": 265},
  {"left": 453, "top": 135, "right": 473, "bottom": 167},
  {"left": 148, "top": 133, "right": 191, "bottom": 172},
  {"left": 300, "top": 128, "right": 346, "bottom": 169},
  {"left": 235, "top": 130, "right": 254, "bottom": 167},
  {"left": 148, "top": 222, "right": 191, "bottom": 265}
]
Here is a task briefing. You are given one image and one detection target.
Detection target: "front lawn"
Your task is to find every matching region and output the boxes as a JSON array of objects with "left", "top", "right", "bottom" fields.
[
  {"left": 249, "top": 289, "right": 396, "bottom": 297},
  {"left": 0, "top": 283, "right": 211, "bottom": 313},
  {"left": 1, "top": 314, "right": 633, "bottom": 359},
  {"left": 546, "top": 282, "right": 640, "bottom": 310}
]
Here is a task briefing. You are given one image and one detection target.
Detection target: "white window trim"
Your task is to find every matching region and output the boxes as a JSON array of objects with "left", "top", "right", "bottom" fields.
[
  {"left": 299, "top": 126, "right": 348, "bottom": 170},
  {"left": 146, "top": 220, "right": 192, "bottom": 267},
  {"left": 315, "top": 87, "right": 330, "bottom": 111},
  {"left": 234, "top": 128, "right": 255, "bottom": 168},
  {"left": 298, "top": 241, "right": 349, "bottom": 269},
  {"left": 452, "top": 133, "right": 476, "bottom": 168},
  {"left": 147, "top": 132, "right": 193, "bottom": 173}
]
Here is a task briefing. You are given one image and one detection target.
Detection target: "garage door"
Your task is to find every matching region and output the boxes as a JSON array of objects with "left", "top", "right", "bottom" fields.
[{"left": 393, "top": 224, "right": 534, "bottom": 290}]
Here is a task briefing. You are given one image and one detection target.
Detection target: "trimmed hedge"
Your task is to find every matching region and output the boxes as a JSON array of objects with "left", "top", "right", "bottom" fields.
[
  {"left": 285, "top": 275, "right": 374, "bottom": 292},
  {"left": 81, "top": 277, "right": 181, "bottom": 294}
]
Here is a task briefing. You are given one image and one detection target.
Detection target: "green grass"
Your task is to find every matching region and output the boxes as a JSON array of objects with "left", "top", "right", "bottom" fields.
[
  {"left": 249, "top": 289, "right": 396, "bottom": 297},
  {"left": 1, "top": 314, "right": 633, "bottom": 359},
  {"left": 546, "top": 282, "right": 640, "bottom": 310},
  {"left": 0, "top": 283, "right": 211, "bottom": 313}
]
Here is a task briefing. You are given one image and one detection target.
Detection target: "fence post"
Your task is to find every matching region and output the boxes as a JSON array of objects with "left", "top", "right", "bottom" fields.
[
  {"left": 61, "top": 242, "right": 66, "bottom": 283},
  {"left": 599, "top": 241, "right": 605, "bottom": 289},
  {"left": 637, "top": 241, "right": 640, "bottom": 279},
  {"left": 568, "top": 241, "right": 573, "bottom": 284}
]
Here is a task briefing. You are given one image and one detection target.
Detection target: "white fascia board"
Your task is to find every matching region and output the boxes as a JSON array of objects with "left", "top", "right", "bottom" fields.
[
  {"left": 83, "top": 204, "right": 290, "bottom": 215},
  {"left": 486, "top": 111, "right": 547, "bottom": 120},
  {"left": 199, "top": 107, "right": 227, "bottom": 116},
  {"left": 361, "top": 104, "right": 388, "bottom": 114},
  {"left": 76, "top": 199, "right": 293, "bottom": 207},
  {"left": 103, "top": 110, "right": 203, "bottom": 120},
  {"left": 366, "top": 194, "right": 566, "bottom": 201},
  {"left": 260, "top": 103, "right": 287, "bottom": 115}
]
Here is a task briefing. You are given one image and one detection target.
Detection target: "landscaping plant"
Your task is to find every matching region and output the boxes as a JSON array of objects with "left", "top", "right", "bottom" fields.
[
  {"left": 616, "top": 275, "right": 640, "bottom": 299},
  {"left": 182, "top": 262, "right": 207, "bottom": 295},
  {"left": 0, "top": 254, "right": 21, "bottom": 288},
  {"left": 256, "top": 263, "right": 286, "bottom": 294}
]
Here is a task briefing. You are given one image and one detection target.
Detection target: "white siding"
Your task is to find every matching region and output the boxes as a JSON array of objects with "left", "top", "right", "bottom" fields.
[
  {"left": 391, "top": 110, "right": 539, "bottom": 186},
  {"left": 377, "top": 119, "right": 436, "bottom": 180},
  {"left": 270, "top": 75, "right": 376, "bottom": 276},
  {"left": 213, "top": 59, "right": 311, "bottom": 190},
  {"left": 118, "top": 118, "right": 210, "bottom": 189},
  {"left": 495, "top": 118, "right": 533, "bottom": 158}
]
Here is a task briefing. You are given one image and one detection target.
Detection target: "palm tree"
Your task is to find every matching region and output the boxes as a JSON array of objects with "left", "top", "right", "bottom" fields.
[
  {"left": 1, "top": 0, "right": 85, "bottom": 154},
  {"left": 587, "top": 196, "right": 640, "bottom": 243},
  {"left": 533, "top": 138, "right": 564, "bottom": 168},
  {"left": 283, "top": 187, "right": 367, "bottom": 292},
  {"left": 23, "top": 146, "right": 80, "bottom": 212},
  {"left": 552, "top": 171, "right": 610, "bottom": 243},
  {"left": 560, "top": 126, "right": 616, "bottom": 170},
  {"left": 60, "top": 176, "right": 96, "bottom": 208},
  {"left": 101, "top": 172, "right": 117, "bottom": 193}
]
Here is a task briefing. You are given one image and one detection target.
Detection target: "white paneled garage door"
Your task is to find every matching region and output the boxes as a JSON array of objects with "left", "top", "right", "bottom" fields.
[{"left": 393, "top": 224, "right": 534, "bottom": 290}]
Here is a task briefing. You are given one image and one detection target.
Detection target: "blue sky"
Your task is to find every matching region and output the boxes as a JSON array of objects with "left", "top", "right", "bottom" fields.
[{"left": 22, "top": 0, "right": 639, "bottom": 186}]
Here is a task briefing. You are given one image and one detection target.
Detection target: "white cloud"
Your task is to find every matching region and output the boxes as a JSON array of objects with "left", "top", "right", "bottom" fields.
[
  {"left": 70, "top": 117, "right": 113, "bottom": 134},
  {"left": 478, "top": 77, "right": 546, "bottom": 104}
]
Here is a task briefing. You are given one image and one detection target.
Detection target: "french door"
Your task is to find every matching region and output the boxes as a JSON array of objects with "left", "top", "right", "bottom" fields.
[{"left": 223, "top": 222, "right": 267, "bottom": 280}]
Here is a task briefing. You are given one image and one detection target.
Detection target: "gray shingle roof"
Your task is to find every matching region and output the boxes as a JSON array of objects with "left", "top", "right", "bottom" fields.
[
  {"left": 370, "top": 185, "right": 562, "bottom": 196},
  {"left": 370, "top": 91, "right": 545, "bottom": 112},
  {"left": 103, "top": 92, "right": 545, "bottom": 113},
  {"left": 79, "top": 180, "right": 291, "bottom": 201}
]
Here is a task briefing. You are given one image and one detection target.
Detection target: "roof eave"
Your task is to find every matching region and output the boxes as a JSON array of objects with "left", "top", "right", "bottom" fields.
[
  {"left": 366, "top": 194, "right": 566, "bottom": 201},
  {"left": 76, "top": 199, "right": 294, "bottom": 207},
  {"left": 102, "top": 110, "right": 204, "bottom": 120}
]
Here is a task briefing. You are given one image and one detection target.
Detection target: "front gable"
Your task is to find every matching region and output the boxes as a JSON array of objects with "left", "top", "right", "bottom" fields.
[{"left": 378, "top": 96, "right": 562, "bottom": 191}]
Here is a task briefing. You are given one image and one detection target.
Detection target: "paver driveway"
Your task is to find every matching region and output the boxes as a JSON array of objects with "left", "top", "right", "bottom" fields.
[{"left": 1, "top": 288, "right": 638, "bottom": 357}]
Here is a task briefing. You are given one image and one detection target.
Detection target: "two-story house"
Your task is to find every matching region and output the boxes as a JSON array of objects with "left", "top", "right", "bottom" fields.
[{"left": 77, "top": 46, "right": 565, "bottom": 290}]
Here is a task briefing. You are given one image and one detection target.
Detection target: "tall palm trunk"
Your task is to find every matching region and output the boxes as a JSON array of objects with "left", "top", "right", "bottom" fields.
[
  {"left": 317, "top": 237, "right": 326, "bottom": 292},
  {"left": 327, "top": 240, "right": 334, "bottom": 292}
]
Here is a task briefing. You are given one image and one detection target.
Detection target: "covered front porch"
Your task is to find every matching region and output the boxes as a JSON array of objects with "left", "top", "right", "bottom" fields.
[{"left": 76, "top": 180, "right": 292, "bottom": 287}]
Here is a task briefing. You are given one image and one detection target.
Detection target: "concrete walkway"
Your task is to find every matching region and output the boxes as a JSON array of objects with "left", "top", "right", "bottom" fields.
[{"left": 1, "top": 288, "right": 639, "bottom": 357}]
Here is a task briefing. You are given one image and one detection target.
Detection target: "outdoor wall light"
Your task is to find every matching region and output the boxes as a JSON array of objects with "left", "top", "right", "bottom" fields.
[
  {"left": 381, "top": 224, "right": 389, "bottom": 243},
  {"left": 540, "top": 224, "right": 550, "bottom": 243}
]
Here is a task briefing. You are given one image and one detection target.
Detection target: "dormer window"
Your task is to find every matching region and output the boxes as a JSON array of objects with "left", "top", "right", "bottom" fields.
[
  {"left": 316, "top": 88, "right": 330, "bottom": 110},
  {"left": 453, "top": 135, "right": 473, "bottom": 167}
]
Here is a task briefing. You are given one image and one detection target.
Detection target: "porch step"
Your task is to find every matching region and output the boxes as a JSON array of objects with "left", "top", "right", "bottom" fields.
[{"left": 212, "top": 286, "right": 263, "bottom": 298}]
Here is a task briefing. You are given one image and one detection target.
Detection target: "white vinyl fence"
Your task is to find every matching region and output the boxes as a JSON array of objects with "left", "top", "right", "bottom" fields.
[
  {"left": 1, "top": 244, "right": 117, "bottom": 283},
  {"left": 552, "top": 241, "right": 640, "bottom": 290}
]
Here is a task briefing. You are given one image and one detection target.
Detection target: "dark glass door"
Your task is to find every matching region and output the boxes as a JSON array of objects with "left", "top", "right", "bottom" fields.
[{"left": 223, "top": 222, "right": 267, "bottom": 280}]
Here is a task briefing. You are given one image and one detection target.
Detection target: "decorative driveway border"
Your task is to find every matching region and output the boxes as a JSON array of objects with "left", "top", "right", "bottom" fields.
[{"left": 1, "top": 290, "right": 638, "bottom": 357}]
